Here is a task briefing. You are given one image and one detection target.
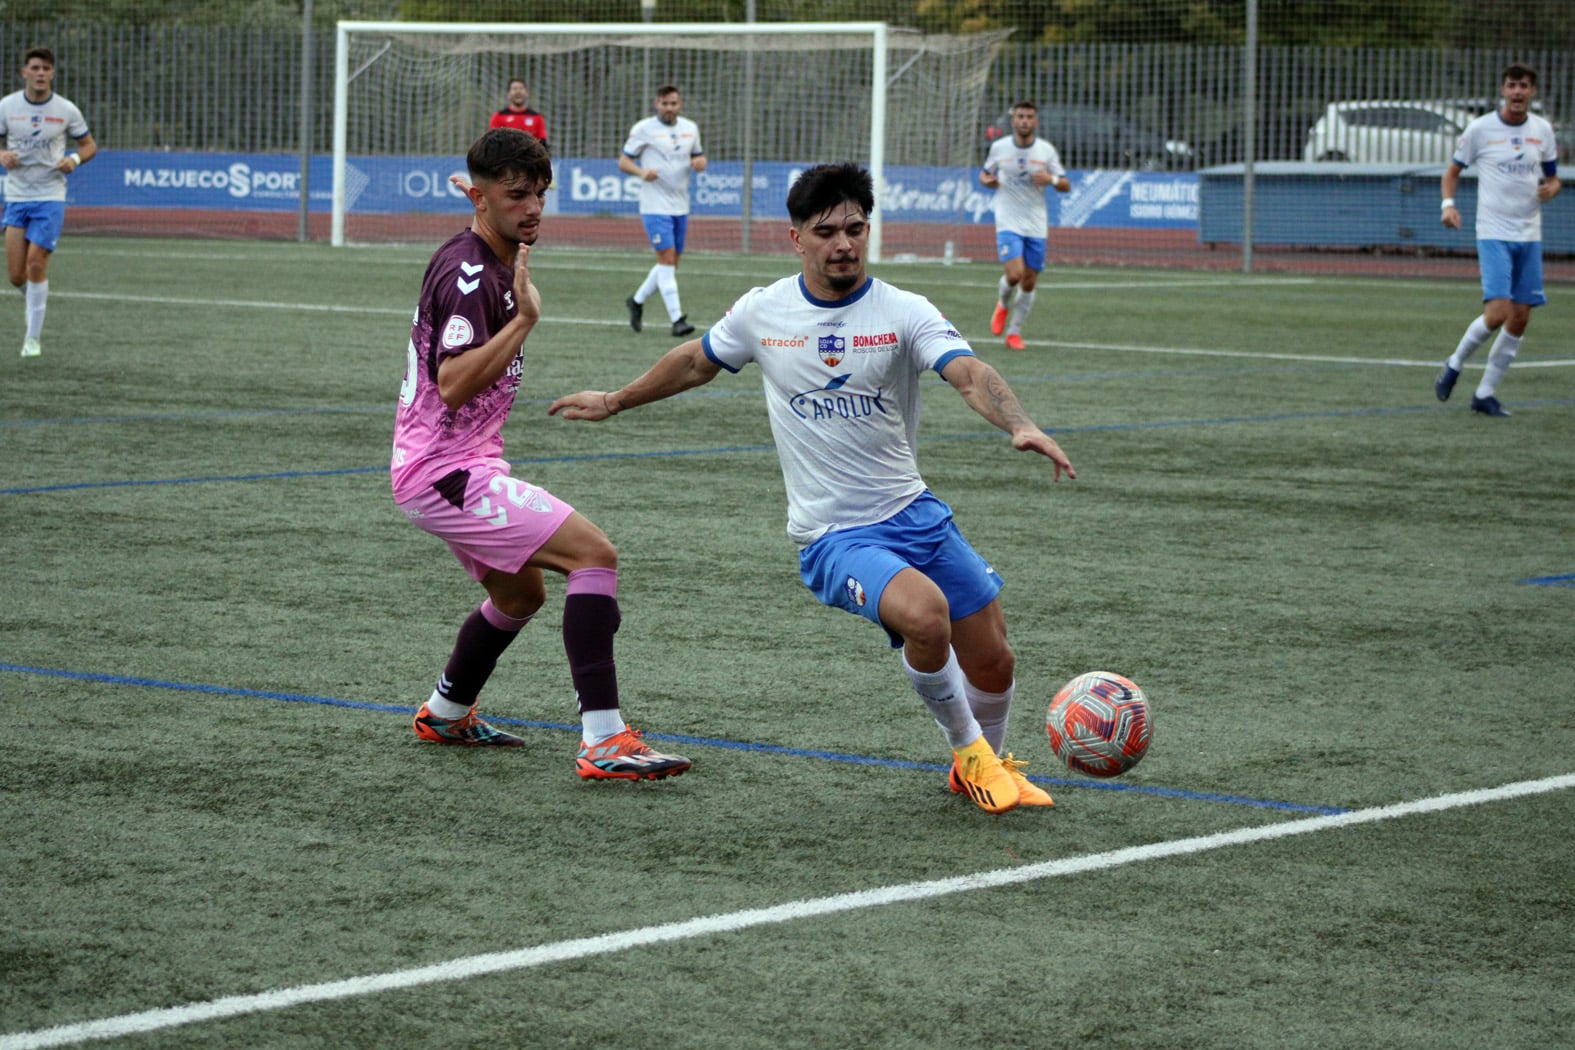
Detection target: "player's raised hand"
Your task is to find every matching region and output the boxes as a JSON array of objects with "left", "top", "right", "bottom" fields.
[{"left": 513, "top": 243, "right": 541, "bottom": 325}]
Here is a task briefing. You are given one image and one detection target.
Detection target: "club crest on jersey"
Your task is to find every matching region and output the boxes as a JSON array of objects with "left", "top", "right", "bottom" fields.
[
  {"left": 441, "top": 315, "right": 474, "bottom": 349},
  {"left": 818, "top": 334, "right": 846, "bottom": 366},
  {"left": 844, "top": 575, "right": 867, "bottom": 607}
]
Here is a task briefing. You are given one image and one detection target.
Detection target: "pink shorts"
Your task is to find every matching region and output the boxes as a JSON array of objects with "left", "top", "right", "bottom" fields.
[{"left": 396, "top": 457, "right": 577, "bottom": 581}]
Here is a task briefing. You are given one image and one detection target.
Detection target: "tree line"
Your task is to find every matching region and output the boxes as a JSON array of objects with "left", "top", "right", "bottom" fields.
[{"left": 3, "top": 0, "right": 1570, "bottom": 48}]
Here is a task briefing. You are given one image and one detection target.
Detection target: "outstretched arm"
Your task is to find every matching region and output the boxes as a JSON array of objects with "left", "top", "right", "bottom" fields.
[
  {"left": 548, "top": 338, "right": 722, "bottom": 421},
  {"left": 940, "top": 354, "right": 1076, "bottom": 481}
]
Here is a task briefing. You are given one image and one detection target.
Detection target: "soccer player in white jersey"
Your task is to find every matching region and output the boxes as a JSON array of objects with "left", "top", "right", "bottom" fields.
[
  {"left": 551, "top": 163, "right": 1077, "bottom": 815},
  {"left": 1435, "top": 64, "right": 1561, "bottom": 418},
  {"left": 619, "top": 85, "right": 706, "bottom": 338},
  {"left": 0, "top": 46, "right": 96, "bottom": 359},
  {"left": 979, "top": 100, "right": 1070, "bottom": 351},
  {"left": 393, "top": 128, "right": 690, "bottom": 780}
]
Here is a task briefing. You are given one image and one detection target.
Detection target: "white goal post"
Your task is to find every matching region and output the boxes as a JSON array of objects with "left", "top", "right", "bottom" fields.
[{"left": 332, "top": 21, "right": 892, "bottom": 256}]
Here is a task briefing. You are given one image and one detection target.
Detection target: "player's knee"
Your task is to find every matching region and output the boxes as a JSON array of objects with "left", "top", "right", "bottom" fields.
[
  {"left": 496, "top": 588, "right": 545, "bottom": 621},
  {"left": 958, "top": 641, "right": 1014, "bottom": 690},
  {"left": 898, "top": 605, "right": 952, "bottom": 655},
  {"left": 491, "top": 573, "right": 547, "bottom": 619},
  {"left": 582, "top": 534, "right": 618, "bottom": 570}
]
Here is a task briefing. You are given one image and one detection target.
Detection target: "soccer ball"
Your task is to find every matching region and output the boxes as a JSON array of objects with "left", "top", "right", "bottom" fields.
[{"left": 1046, "top": 671, "right": 1152, "bottom": 778}]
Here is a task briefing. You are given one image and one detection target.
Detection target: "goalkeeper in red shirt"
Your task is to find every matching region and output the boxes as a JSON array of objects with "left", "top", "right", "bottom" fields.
[{"left": 488, "top": 79, "right": 548, "bottom": 151}]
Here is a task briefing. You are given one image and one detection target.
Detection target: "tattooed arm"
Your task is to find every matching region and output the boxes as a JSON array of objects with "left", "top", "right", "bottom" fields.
[{"left": 940, "top": 354, "right": 1076, "bottom": 481}]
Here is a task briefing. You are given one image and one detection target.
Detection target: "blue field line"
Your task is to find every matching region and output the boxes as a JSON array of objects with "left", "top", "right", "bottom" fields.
[
  {"left": 0, "top": 445, "right": 779, "bottom": 496},
  {"left": 7, "top": 397, "right": 1572, "bottom": 498},
  {"left": 0, "top": 661, "right": 1348, "bottom": 815},
  {"left": 0, "top": 404, "right": 392, "bottom": 429},
  {"left": 0, "top": 359, "right": 1384, "bottom": 430},
  {"left": 1518, "top": 573, "right": 1575, "bottom": 587}
]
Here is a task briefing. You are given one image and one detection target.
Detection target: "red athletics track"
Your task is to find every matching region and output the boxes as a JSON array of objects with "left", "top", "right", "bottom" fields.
[{"left": 65, "top": 207, "right": 1574, "bottom": 282}]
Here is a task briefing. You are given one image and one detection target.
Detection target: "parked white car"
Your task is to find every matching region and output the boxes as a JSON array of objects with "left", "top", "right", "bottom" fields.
[{"left": 1303, "top": 100, "right": 1479, "bottom": 163}]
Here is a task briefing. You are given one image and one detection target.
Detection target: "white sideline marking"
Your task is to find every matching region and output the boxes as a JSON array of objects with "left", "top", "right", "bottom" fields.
[
  {"left": 1028, "top": 336, "right": 1575, "bottom": 370},
  {"left": 44, "top": 290, "right": 1575, "bottom": 368},
  {"left": 4, "top": 773, "right": 1570, "bottom": 1050}
]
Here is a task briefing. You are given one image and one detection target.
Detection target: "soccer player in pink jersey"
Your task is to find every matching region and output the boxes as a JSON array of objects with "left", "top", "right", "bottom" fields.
[{"left": 392, "top": 127, "right": 690, "bottom": 780}]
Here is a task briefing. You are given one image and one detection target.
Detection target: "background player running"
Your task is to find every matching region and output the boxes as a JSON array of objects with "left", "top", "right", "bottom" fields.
[{"left": 979, "top": 100, "right": 1070, "bottom": 351}]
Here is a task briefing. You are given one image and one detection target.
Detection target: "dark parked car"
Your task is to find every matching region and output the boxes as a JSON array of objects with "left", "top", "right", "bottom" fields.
[{"left": 985, "top": 105, "right": 1192, "bottom": 171}]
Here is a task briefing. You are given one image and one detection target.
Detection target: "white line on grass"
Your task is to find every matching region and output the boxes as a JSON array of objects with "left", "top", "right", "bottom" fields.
[
  {"left": 54, "top": 289, "right": 1575, "bottom": 367},
  {"left": 1025, "top": 336, "right": 1575, "bottom": 370},
  {"left": 4, "top": 772, "right": 1570, "bottom": 1050}
]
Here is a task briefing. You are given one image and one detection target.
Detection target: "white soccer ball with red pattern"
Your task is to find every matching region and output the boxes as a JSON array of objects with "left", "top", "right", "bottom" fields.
[{"left": 1046, "top": 671, "right": 1152, "bottom": 778}]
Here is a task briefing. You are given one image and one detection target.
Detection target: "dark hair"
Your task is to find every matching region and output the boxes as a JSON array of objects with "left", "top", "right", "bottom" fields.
[
  {"left": 507, "top": 78, "right": 527, "bottom": 91},
  {"left": 1011, "top": 99, "right": 1037, "bottom": 113},
  {"left": 23, "top": 47, "right": 55, "bottom": 67},
  {"left": 786, "top": 163, "right": 875, "bottom": 225},
  {"left": 656, "top": 84, "right": 680, "bottom": 99},
  {"left": 1501, "top": 63, "right": 1537, "bottom": 86},
  {"left": 467, "top": 128, "right": 553, "bottom": 184}
]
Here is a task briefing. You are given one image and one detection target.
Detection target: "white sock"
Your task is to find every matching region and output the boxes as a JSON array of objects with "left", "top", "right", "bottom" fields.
[
  {"left": 1448, "top": 316, "right": 1492, "bottom": 370},
  {"left": 965, "top": 679, "right": 1014, "bottom": 754},
  {"left": 997, "top": 275, "right": 1017, "bottom": 309},
  {"left": 1007, "top": 290, "right": 1035, "bottom": 336},
  {"left": 425, "top": 691, "right": 469, "bottom": 720},
  {"left": 633, "top": 265, "right": 660, "bottom": 304},
  {"left": 655, "top": 263, "right": 682, "bottom": 320},
  {"left": 1475, "top": 331, "right": 1520, "bottom": 399},
  {"left": 580, "top": 707, "right": 627, "bottom": 746},
  {"left": 25, "top": 280, "right": 47, "bottom": 341},
  {"left": 903, "top": 649, "right": 981, "bottom": 750}
]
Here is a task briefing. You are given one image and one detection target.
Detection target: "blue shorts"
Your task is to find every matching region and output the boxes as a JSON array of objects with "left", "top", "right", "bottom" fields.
[
  {"left": 1478, "top": 239, "right": 1546, "bottom": 306},
  {"left": 996, "top": 231, "right": 1046, "bottom": 272},
  {"left": 798, "top": 492, "right": 1004, "bottom": 648},
  {"left": 641, "top": 214, "right": 688, "bottom": 254},
  {"left": 3, "top": 201, "right": 66, "bottom": 252}
]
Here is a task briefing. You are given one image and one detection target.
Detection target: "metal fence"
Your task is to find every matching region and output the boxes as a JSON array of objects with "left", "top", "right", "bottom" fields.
[{"left": 5, "top": 21, "right": 1568, "bottom": 165}]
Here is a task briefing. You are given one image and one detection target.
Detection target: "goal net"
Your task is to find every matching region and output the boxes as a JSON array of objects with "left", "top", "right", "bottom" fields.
[{"left": 331, "top": 21, "right": 1011, "bottom": 260}]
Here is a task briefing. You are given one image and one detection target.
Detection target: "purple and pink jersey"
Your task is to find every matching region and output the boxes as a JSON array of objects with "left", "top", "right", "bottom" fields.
[{"left": 392, "top": 228, "right": 524, "bottom": 502}]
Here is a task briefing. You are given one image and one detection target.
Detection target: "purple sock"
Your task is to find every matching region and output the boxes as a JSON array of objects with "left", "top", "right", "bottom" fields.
[
  {"left": 436, "top": 602, "right": 527, "bottom": 707},
  {"left": 564, "top": 568, "right": 621, "bottom": 713}
]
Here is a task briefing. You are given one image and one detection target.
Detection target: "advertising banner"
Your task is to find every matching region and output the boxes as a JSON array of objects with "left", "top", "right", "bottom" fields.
[{"left": 16, "top": 150, "right": 1199, "bottom": 231}]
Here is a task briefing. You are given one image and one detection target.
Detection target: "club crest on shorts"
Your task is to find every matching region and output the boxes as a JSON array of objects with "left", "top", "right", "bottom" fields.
[
  {"left": 818, "top": 334, "right": 846, "bottom": 367},
  {"left": 844, "top": 575, "right": 867, "bottom": 607}
]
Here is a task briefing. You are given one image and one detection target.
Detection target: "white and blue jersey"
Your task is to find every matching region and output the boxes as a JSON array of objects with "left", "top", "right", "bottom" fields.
[
  {"left": 622, "top": 114, "right": 703, "bottom": 216},
  {"left": 701, "top": 274, "right": 974, "bottom": 547},
  {"left": 0, "top": 89, "right": 89, "bottom": 203},
  {"left": 1453, "top": 111, "right": 1558, "bottom": 242},
  {"left": 981, "top": 135, "right": 1064, "bottom": 237}
]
